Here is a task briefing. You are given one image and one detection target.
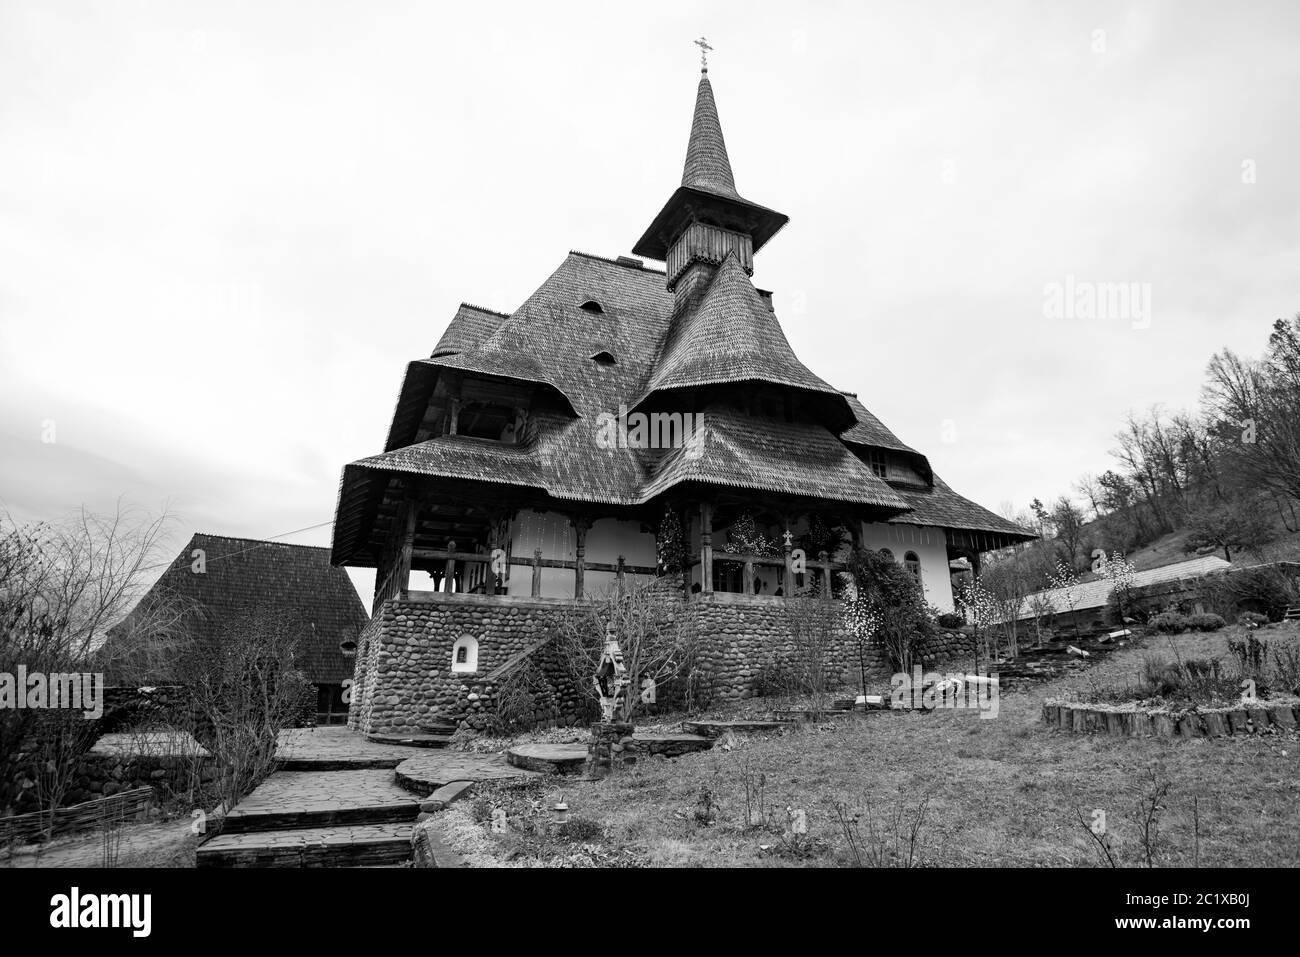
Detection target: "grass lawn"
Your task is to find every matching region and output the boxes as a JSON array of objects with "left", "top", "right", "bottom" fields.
[{"left": 441, "top": 623, "right": 1300, "bottom": 867}]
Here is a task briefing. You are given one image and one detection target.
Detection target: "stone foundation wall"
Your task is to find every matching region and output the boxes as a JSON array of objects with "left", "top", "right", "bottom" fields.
[
  {"left": 349, "top": 591, "right": 964, "bottom": 734},
  {"left": 349, "top": 595, "right": 591, "bottom": 735}
]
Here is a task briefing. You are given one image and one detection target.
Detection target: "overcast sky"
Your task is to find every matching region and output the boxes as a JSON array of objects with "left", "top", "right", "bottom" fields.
[{"left": 2, "top": 0, "right": 1298, "bottom": 602}]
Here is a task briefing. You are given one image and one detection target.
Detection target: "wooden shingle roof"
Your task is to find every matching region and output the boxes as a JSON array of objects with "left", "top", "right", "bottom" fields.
[
  {"left": 681, "top": 73, "right": 739, "bottom": 198},
  {"left": 889, "top": 475, "right": 1035, "bottom": 540},
  {"left": 633, "top": 252, "right": 856, "bottom": 432},
  {"left": 121, "top": 534, "right": 367, "bottom": 684},
  {"left": 432, "top": 303, "right": 509, "bottom": 356},
  {"left": 331, "top": 247, "right": 1037, "bottom": 562}
]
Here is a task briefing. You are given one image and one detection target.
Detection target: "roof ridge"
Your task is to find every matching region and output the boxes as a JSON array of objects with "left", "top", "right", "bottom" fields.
[
  {"left": 190, "top": 532, "right": 329, "bottom": 551},
  {"left": 567, "top": 250, "right": 667, "bottom": 275},
  {"left": 458, "top": 302, "right": 512, "bottom": 318}
]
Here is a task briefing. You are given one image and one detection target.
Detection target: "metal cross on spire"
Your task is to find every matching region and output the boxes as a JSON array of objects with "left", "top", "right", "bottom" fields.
[{"left": 694, "top": 36, "right": 713, "bottom": 73}]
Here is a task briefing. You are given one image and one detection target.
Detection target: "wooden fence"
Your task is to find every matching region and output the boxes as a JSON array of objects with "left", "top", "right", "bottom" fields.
[{"left": 0, "top": 786, "right": 154, "bottom": 847}]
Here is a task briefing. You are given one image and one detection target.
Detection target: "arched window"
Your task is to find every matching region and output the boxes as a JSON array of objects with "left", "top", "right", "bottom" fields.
[
  {"left": 590, "top": 350, "right": 616, "bottom": 366},
  {"left": 579, "top": 300, "right": 604, "bottom": 314},
  {"left": 904, "top": 551, "right": 922, "bottom": 584},
  {"left": 451, "top": 635, "right": 478, "bottom": 673}
]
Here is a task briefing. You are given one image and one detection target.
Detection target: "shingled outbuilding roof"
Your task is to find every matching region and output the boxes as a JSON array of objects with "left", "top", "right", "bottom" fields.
[{"left": 121, "top": 534, "right": 367, "bottom": 684}]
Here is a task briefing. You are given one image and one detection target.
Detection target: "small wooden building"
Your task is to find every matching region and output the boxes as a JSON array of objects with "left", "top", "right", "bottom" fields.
[{"left": 114, "top": 533, "right": 368, "bottom": 724}]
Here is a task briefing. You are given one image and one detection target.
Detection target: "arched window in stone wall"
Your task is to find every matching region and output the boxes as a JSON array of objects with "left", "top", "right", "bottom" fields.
[
  {"left": 451, "top": 635, "right": 478, "bottom": 674},
  {"left": 904, "top": 551, "right": 922, "bottom": 585}
]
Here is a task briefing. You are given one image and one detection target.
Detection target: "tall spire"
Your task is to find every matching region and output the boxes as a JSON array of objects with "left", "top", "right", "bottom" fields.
[
  {"left": 681, "top": 73, "right": 739, "bottom": 199},
  {"left": 632, "top": 47, "right": 789, "bottom": 268}
]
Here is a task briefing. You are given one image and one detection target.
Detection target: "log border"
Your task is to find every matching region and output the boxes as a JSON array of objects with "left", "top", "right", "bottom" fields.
[{"left": 1041, "top": 701, "right": 1300, "bottom": 738}]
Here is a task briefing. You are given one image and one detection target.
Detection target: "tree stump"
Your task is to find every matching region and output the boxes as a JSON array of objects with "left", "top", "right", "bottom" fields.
[
  {"left": 1201, "top": 712, "right": 1228, "bottom": 737},
  {"left": 1271, "top": 705, "right": 1298, "bottom": 730},
  {"left": 1072, "top": 708, "right": 1087, "bottom": 733},
  {"left": 1152, "top": 714, "right": 1177, "bottom": 737},
  {"left": 1104, "top": 712, "right": 1125, "bottom": 735},
  {"left": 1177, "top": 714, "right": 1205, "bottom": 738},
  {"left": 1246, "top": 708, "right": 1272, "bottom": 733},
  {"left": 1226, "top": 710, "right": 1250, "bottom": 735}
]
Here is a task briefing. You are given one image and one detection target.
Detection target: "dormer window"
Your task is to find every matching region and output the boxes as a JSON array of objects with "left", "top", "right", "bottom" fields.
[
  {"left": 456, "top": 402, "right": 524, "bottom": 443},
  {"left": 866, "top": 449, "right": 888, "bottom": 479},
  {"left": 590, "top": 351, "right": 616, "bottom": 366},
  {"left": 579, "top": 300, "right": 604, "bottom": 314}
]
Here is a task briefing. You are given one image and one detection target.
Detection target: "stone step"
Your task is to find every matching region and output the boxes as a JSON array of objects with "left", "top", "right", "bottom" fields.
[
  {"left": 506, "top": 743, "right": 588, "bottom": 774},
  {"left": 680, "top": 719, "right": 794, "bottom": 738},
  {"left": 505, "top": 732, "right": 714, "bottom": 774},
  {"left": 363, "top": 731, "right": 454, "bottom": 749},
  {"left": 197, "top": 822, "right": 413, "bottom": 868},
  {"left": 219, "top": 769, "right": 420, "bottom": 834}
]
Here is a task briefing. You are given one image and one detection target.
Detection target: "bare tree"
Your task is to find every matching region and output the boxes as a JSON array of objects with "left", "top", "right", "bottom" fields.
[{"left": 0, "top": 503, "right": 176, "bottom": 823}]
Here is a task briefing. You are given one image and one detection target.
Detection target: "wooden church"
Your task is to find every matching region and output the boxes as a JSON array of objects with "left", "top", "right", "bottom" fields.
[{"left": 330, "top": 58, "right": 1032, "bottom": 625}]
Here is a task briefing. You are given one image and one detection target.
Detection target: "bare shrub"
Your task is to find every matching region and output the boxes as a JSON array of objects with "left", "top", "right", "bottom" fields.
[
  {"left": 549, "top": 578, "right": 698, "bottom": 723},
  {"left": 836, "top": 793, "right": 933, "bottom": 868},
  {"left": 172, "top": 610, "right": 313, "bottom": 813}
]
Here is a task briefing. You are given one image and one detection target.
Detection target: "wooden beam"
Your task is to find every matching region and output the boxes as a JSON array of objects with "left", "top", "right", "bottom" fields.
[
  {"left": 700, "top": 501, "right": 713, "bottom": 595},
  {"left": 572, "top": 516, "right": 589, "bottom": 599},
  {"left": 397, "top": 499, "right": 417, "bottom": 599}
]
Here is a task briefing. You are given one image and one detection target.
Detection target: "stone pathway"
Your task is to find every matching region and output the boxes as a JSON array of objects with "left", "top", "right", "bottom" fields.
[
  {"left": 220, "top": 769, "right": 419, "bottom": 833},
  {"left": 198, "top": 822, "right": 413, "bottom": 868},
  {"left": 277, "top": 726, "right": 432, "bottom": 770},
  {"left": 200, "top": 728, "right": 551, "bottom": 867},
  {"left": 394, "top": 752, "right": 537, "bottom": 793}
]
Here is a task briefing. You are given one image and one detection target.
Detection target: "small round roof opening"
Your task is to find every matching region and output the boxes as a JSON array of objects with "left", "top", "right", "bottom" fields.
[
  {"left": 339, "top": 639, "right": 358, "bottom": 657},
  {"left": 579, "top": 300, "right": 604, "bottom": 314},
  {"left": 591, "top": 350, "right": 616, "bottom": 366}
]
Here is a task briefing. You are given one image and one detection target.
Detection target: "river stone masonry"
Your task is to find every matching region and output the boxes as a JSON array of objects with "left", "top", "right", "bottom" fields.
[{"left": 348, "top": 592, "right": 966, "bottom": 735}]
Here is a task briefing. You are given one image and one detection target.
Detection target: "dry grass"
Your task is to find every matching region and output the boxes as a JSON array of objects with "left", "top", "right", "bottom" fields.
[
  {"left": 2, "top": 819, "right": 198, "bottom": 868},
  {"left": 442, "top": 625, "right": 1300, "bottom": 867}
]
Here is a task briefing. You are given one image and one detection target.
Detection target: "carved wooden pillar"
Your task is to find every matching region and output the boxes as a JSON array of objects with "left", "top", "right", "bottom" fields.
[
  {"left": 573, "top": 517, "right": 589, "bottom": 599},
  {"left": 679, "top": 504, "right": 692, "bottom": 596},
  {"left": 486, "top": 513, "right": 502, "bottom": 597},
  {"left": 819, "top": 550, "right": 831, "bottom": 600},
  {"left": 742, "top": 558, "right": 754, "bottom": 596},
  {"left": 780, "top": 513, "right": 793, "bottom": 600},
  {"left": 396, "top": 498, "right": 417, "bottom": 600},
  {"left": 447, "top": 397, "right": 460, "bottom": 436},
  {"left": 616, "top": 555, "right": 626, "bottom": 596},
  {"left": 531, "top": 548, "right": 543, "bottom": 598},
  {"left": 700, "top": 501, "right": 714, "bottom": 595},
  {"left": 444, "top": 539, "right": 457, "bottom": 594}
]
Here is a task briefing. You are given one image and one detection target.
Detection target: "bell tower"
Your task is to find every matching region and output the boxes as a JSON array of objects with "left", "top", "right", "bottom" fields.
[{"left": 632, "top": 42, "right": 790, "bottom": 315}]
